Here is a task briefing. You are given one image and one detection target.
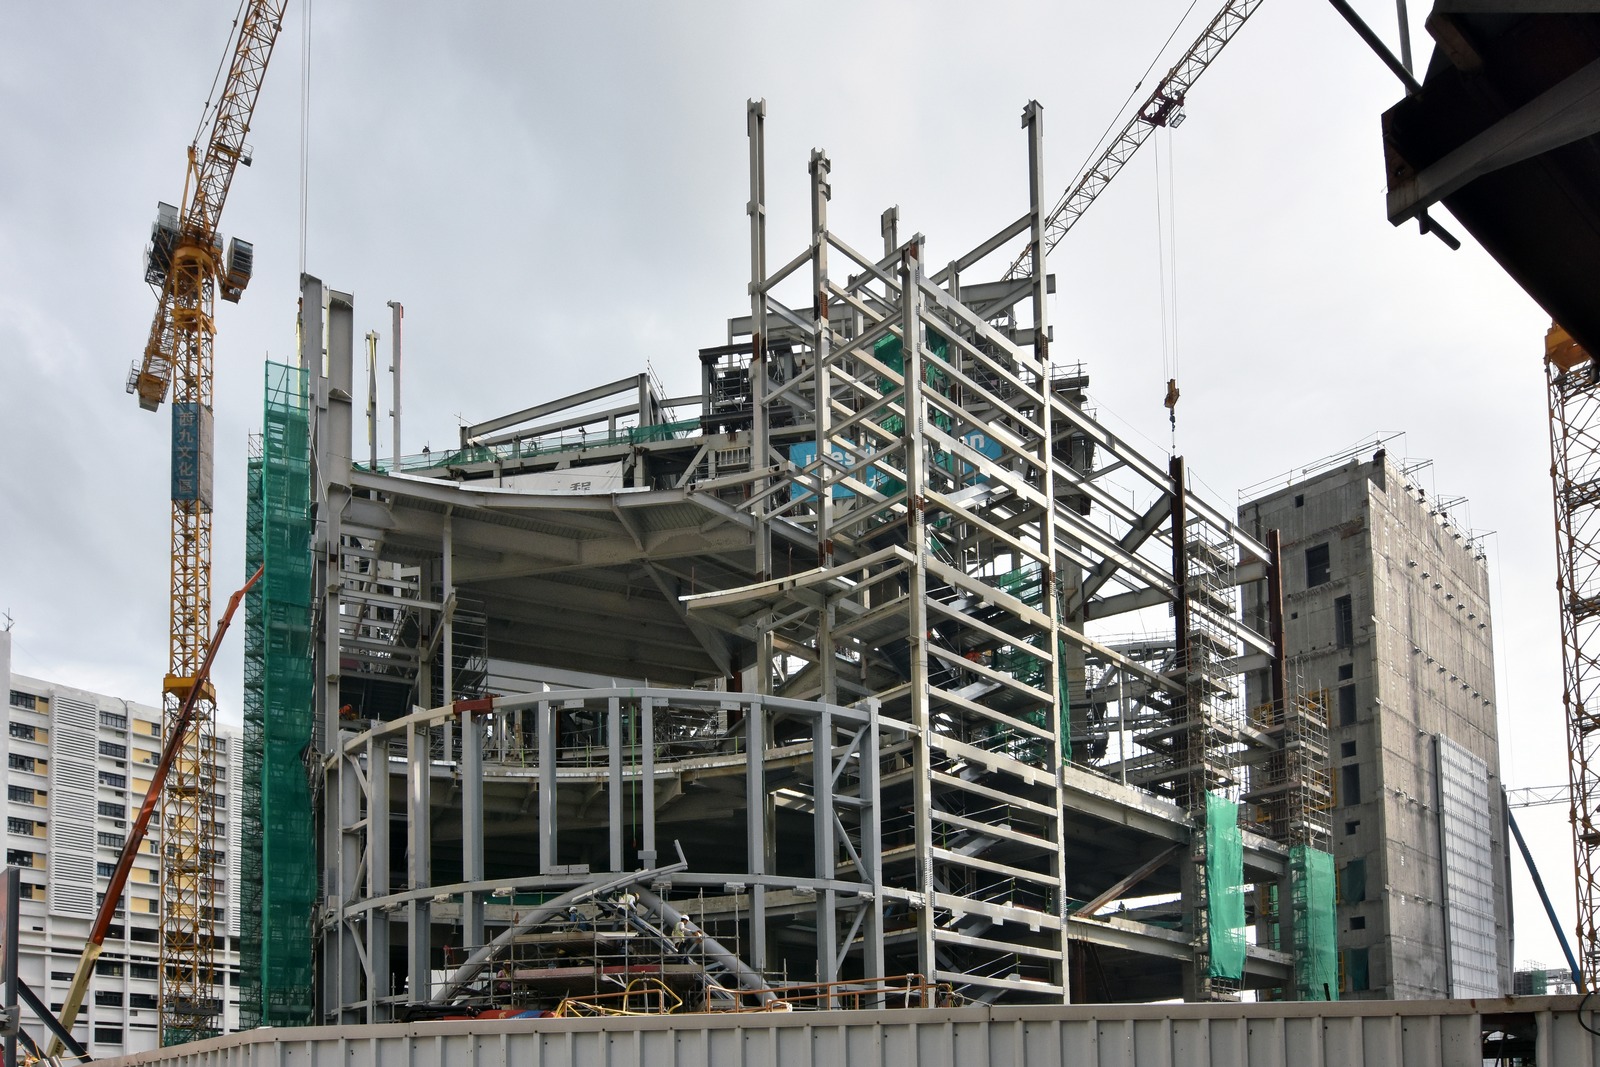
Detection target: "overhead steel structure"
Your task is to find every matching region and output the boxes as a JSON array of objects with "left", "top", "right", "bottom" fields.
[
  {"left": 128, "top": 0, "right": 287, "bottom": 1044},
  {"left": 282, "top": 101, "right": 1332, "bottom": 1023}
]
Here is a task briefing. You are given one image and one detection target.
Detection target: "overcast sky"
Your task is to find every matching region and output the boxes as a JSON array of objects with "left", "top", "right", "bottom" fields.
[{"left": 0, "top": 2, "right": 1570, "bottom": 973}]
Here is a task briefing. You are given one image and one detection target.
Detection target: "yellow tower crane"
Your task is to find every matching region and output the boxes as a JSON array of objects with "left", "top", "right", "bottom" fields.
[{"left": 124, "top": 0, "right": 288, "bottom": 1044}]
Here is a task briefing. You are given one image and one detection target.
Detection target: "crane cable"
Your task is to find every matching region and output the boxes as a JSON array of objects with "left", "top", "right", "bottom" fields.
[
  {"left": 1156, "top": 130, "right": 1181, "bottom": 450},
  {"left": 194, "top": 0, "right": 251, "bottom": 149},
  {"left": 298, "top": 0, "right": 313, "bottom": 274}
]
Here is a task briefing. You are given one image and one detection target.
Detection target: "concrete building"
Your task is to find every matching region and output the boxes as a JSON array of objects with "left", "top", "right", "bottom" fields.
[
  {"left": 0, "top": 631, "right": 242, "bottom": 1057},
  {"left": 1239, "top": 450, "right": 1511, "bottom": 999}
]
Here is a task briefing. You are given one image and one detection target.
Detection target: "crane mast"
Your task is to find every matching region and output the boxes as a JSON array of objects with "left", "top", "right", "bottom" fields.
[
  {"left": 127, "top": 0, "right": 287, "bottom": 1044},
  {"left": 1005, "top": 0, "right": 1263, "bottom": 280}
]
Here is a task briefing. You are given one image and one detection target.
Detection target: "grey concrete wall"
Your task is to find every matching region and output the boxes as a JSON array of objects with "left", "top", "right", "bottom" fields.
[
  {"left": 92, "top": 997, "right": 1599, "bottom": 1067},
  {"left": 1240, "top": 452, "right": 1508, "bottom": 1000}
]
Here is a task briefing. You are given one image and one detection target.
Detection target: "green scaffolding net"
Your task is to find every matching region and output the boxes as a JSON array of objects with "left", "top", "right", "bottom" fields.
[
  {"left": 239, "top": 362, "right": 317, "bottom": 1028},
  {"left": 1206, "top": 793, "right": 1246, "bottom": 979},
  {"left": 1289, "top": 845, "right": 1338, "bottom": 1001}
]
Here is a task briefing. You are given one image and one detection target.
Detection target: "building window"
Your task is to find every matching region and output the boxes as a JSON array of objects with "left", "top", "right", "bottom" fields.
[
  {"left": 94, "top": 1027, "right": 123, "bottom": 1045},
  {"left": 130, "top": 963, "right": 158, "bottom": 980},
  {"left": 94, "top": 990, "right": 123, "bottom": 1007},
  {"left": 1344, "top": 947, "right": 1371, "bottom": 992},
  {"left": 1294, "top": 494, "right": 1305, "bottom": 508},
  {"left": 1340, "top": 740, "right": 1357, "bottom": 758},
  {"left": 1341, "top": 858, "right": 1367, "bottom": 903},
  {"left": 96, "top": 862, "right": 118, "bottom": 879},
  {"left": 7, "top": 818, "right": 36, "bottom": 836},
  {"left": 1306, "top": 543, "right": 1331, "bottom": 586},
  {"left": 97, "top": 832, "right": 124, "bottom": 849},
  {"left": 1338, "top": 684, "right": 1357, "bottom": 726},
  {"left": 1344, "top": 820, "right": 1360, "bottom": 836},
  {"left": 94, "top": 959, "right": 123, "bottom": 978},
  {"left": 97, "top": 801, "right": 124, "bottom": 818},
  {"left": 1338, "top": 663, "right": 1353, "bottom": 681},
  {"left": 98, "top": 741, "right": 128, "bottom": 760},
  {"left": 130, "top": 993, "right": 158, "bottom": 1009},
  {"left": 7, "top": 786, "right": 35, "bottom": 804},
  {"left": 1350, "top": 915, "right": 1367, "bottom": 930},
  {"left": 8, "top": 754, "right": 36, "bottom": 773},
  {"left": 9, "top": 690, "right": 37, "bottom": 710},
  {"left": 98, "top": 771, "right": 127, "bottom": 790},
  {"left": 1334, "top": 595, "right": 1354, "bottom": 647},
  {"left": 99, "top": 711, "right": 128, "bottom": 731},
  {"left": 1341, "top": 764, "right": 1361, "bottom": 805},
  {"left": 8, "top": 722, "right": 35, "bottom": 741},
  {"left": 5, "top": 849, "right": 33, "bottom": 867}
]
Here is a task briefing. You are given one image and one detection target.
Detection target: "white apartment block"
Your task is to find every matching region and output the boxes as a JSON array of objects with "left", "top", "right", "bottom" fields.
[{"left": 1, "top": 631, "right": 240, "bottom": 1058}]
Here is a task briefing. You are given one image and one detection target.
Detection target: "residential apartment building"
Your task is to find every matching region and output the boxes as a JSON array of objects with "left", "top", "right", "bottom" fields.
[
  {"left": 1, "top": 630, "right": 240, "bottom": 1057},
  {"left": 1240, "top": 449, "right": 1511, "bottom": 1000}
]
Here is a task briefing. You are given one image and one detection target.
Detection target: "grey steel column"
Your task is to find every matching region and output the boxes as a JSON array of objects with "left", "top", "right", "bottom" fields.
[
  {"left": 861, "top": 703, "right": 886, "bottom": 992},
  {"left": 746, "top": 697, "right": 767, "bottom": 971},
  {"left": 608, "top": 697, "right": 623, "bottom": 871},
  {"left": 386, "top": 301, "right": 403, "bottom": 465},
  {"left": 366, "top": 732, "right": 391, "bottom": 1019},
  {"left": 461, "top": 708, "right": 484, "bottom": 960},
  {"left": 442, "top": 517, "right": 453, "bottom": 705},
  {"left": 813, "top": 705, "right": 837, "bottom": 991},
  {"left": 640, "top": 698, "right": 657, "bottom": 867},
  {"left": 811, "top": 149, "right": 838, "bottom": 704},
  {"left": 538, "top": 701, "right": 556, "bottom": 873},
  {"left": 1024, "top": 99, "right": 1071, "bottom": 1003},
  {"left": 900, "top": 237, "right": 938, "bottom": 983},
  {"left": 323, "top": 286, "right": 359, "bottom": 1020},
  {"left": 406, "top": 721, "right": 432, "bottom": 1000},
  {"left": 748, "top": 98, "right": 770, "bottom": 581}
]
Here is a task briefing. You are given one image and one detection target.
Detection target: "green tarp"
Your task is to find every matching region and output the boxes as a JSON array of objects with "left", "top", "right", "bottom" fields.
[
  {"left": 1205, "top": 793, "right": 1246, "bottom": 979},
  {"left": 1290, "top": 845, "right": 1339, "bottom": 1001}
]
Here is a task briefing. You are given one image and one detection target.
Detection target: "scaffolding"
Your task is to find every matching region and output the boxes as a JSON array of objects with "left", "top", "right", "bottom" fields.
[
  {"left": 239, "top": 361, "right": 317, "bottom": 1028},
  {"left": 1548, "top": 321, "right": 1600, "bottom": 987}
]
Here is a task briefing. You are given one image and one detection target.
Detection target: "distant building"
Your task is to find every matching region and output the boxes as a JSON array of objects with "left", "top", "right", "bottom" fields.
[
  {"left": 0, "top": 631, "right": 240, "bottom": 1057},
  {"left": 1240, "top": 450, "right": 1511, "bottom": 999}
]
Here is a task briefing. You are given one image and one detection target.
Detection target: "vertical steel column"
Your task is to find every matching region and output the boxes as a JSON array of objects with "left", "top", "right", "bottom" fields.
[
  {"left": 640, "top": 697, "right": 657, "bottom": 867},
  {"left": 811, "top": 150, "right": 838, "bottom": 704},
  {"left": 406, "top": 720, "right": 432, "bottom": 1000},
  {"left": 860, "top": 700, "right": 886, "bottom": 994},
  {"left": 461, "top": 708, "right": 484, "bottom": 960},
  {"left": 1170, "top": 453, "right": 1209, "bottom": 1001},
  {"left": 1023, "top": 99, "right": 1070, "bottom": 1001},
  {"left": 608, "top": 697, "right": 624, "bottom": 871},
  {"left": 746, "top": 697, "right": 768, "bottom": 971},
  {"left": 900, "top": 236, "right": 938, "bottom": 982},
  {"left": 365, "top": 732, "right": 390, "bottom": 1018},
  {"left": 813, "top": 705, "right": 837, "bottom": 991},
  {"left": 881, "top": 206, "right": 899, "bottom": 257},
  {"left": 538, "top": 701, "right": 557, "bottom": 873},
  {"left": 442, "top": 517, "right": 454, "bottom": 705},
  {"left": 322, "top": 287, "right": 359, "bottom": 1021},
  {"left": 748, "top": 98, "right": 770, "bottom": 581},
  {"left": 386, "top": 300, "right": 403, "bottom": 464}
]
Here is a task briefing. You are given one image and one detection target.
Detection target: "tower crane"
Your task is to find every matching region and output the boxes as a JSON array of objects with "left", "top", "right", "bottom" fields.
[
  {"left": 1004, "top": 0, "right": 1264, "bottom": 281},
  {"left": 125, "top": 0, "right": 288, "bottom": 1044}
]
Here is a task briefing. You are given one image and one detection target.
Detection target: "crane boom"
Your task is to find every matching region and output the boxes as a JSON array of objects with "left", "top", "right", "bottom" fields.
[
  {"left": 125, "top": 0, "right": 288, "bottom": 1045},
  {"left": 1005, "top": 0, "right": 1264, "bottom": 280}
]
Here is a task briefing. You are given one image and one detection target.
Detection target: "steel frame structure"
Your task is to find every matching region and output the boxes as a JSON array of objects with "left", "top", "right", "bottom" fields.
[{"left": 298, "top": 102, "right": 1313, "bottom": 1021}]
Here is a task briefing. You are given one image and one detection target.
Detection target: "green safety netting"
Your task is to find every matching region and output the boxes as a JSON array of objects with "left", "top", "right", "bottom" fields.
[
  {"left": 240, "top": 362, "right": 317, "bottom": 1028},
  {"left": 1290, "top": 844, "right": 1338, "bottom": 1001},
  {"left": 1206, "top": 793, "right": 1246, "bottom": 980}
]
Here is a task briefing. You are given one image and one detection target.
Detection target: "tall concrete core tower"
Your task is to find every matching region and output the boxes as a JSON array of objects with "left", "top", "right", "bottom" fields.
[{"left": 1240, "top": 449, "right": 1510, "bottom": 999}]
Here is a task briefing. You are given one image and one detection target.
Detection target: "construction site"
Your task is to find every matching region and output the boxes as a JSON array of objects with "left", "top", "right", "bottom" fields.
[{"left": 5, "top": 2, "right": 1600, "bottom": 1066}]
